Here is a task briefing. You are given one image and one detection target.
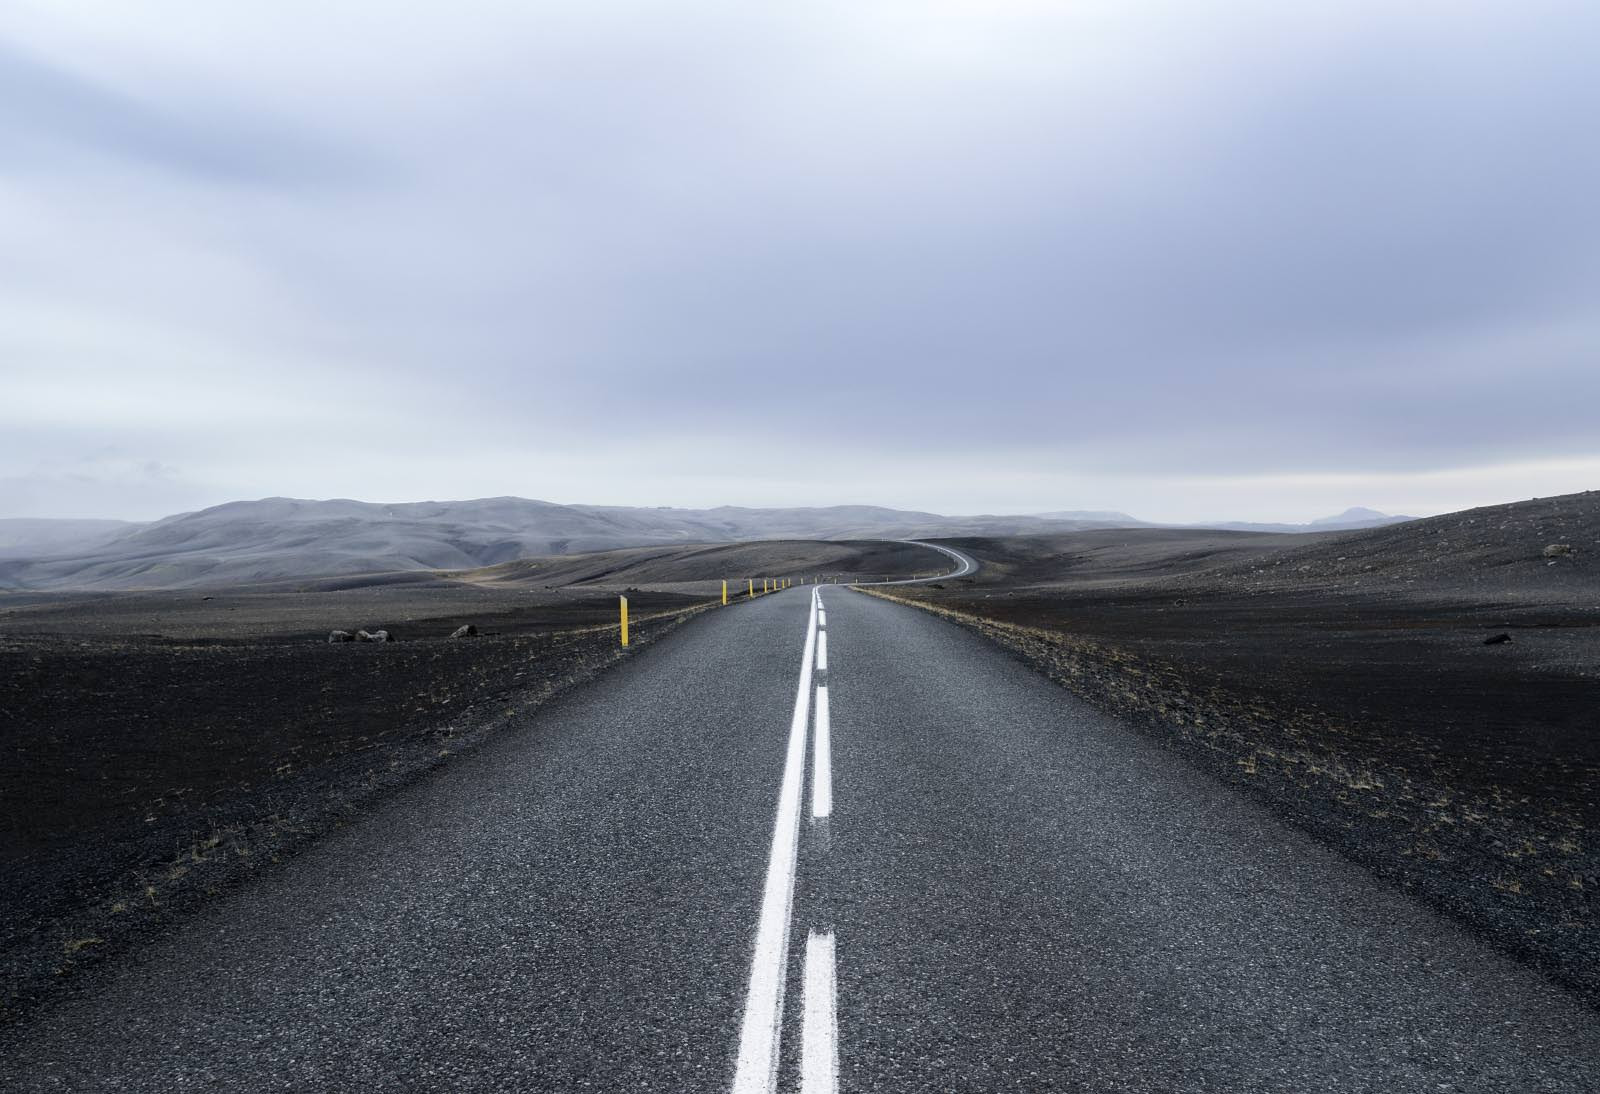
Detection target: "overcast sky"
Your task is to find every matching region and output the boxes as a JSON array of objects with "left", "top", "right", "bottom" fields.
[{"left": 4, "top": 1, "right": 1598, "bottom": 523}]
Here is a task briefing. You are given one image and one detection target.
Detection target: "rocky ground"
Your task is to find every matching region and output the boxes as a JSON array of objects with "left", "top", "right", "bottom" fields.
[
  {"left": 0, "top": 595, "right": 705, "bottom": 1024},
  {"left": 0, "top": 538, "right": 946, "bottom": 1022},
  {"left": 868, "top": 490, "right": 1600, "bottom": 1004}
]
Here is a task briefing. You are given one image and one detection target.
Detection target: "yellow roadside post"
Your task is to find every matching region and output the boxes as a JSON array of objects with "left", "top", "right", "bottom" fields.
[
  {"left": 747, "top": 578, "right": 754, "bottom": 598},
  {"left": 722, "top": 579, "right": 728, "bottom": 605},
  {"left": 619, "top": 596, "right": 629, "bottom": 647}
]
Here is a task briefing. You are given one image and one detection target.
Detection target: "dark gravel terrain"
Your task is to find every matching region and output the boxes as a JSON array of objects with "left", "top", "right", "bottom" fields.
[
  {"left": 0, "top": 538, "right": 945, "bottom": 1022},
  {"left": 869, "top": 490, "right": 1600, "bottom": 1002}
]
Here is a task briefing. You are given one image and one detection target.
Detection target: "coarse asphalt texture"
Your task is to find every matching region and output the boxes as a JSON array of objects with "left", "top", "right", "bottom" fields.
[{"left": 3, "top": 576, "right": 1597, "bottom": 1091}]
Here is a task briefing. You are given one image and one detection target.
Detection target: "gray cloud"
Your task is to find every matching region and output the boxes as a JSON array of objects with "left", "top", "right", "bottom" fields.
[
  {"left": 0, "top": 41, "right": 357, "bottom": 184},
  {"left": 2, "top": 1, "right": 1597, "bottom": 521}
]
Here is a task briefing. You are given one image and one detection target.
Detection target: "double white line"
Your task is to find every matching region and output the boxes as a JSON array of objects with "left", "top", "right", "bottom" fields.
[{"left": 732, "top": 587, "right": 838, "bottom": 1094}]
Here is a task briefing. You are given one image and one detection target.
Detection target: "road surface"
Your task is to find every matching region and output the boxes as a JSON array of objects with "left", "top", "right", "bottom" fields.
[
  {"left": 3, "top": 581, "right": 1597, "bottom": 1091},
  {"left": 869, "top": 541, "right": 977, "bottom": 583}
]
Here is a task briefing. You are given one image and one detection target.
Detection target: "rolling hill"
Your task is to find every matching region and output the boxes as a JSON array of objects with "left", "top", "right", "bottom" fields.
[{"left": 0, "top": 496, "right": 1414, "bottom": 591}]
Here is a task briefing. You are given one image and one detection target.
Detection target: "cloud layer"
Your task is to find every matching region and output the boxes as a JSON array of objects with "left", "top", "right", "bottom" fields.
[{"left": 4, "top": 1, "right": 1598, "bottom": 521}]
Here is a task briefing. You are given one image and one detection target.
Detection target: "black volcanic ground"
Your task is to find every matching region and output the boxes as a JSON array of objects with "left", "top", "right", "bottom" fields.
[{"left": 872, "top": 490, "right": 1600, "bottom": 1001}]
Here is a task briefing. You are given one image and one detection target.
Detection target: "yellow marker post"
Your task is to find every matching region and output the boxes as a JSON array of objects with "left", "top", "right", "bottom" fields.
[
  {"left": 748, "top": 578, "right": 754, "bottom": 598},
  {"left": 619, "top": 595, "right": 629, "bottom": 647},
  {"left": 722, "top": 579, "right": 728, "bottom": 606}
]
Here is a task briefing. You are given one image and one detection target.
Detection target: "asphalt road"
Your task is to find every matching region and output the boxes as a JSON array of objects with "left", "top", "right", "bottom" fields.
[
  {"left": 873, "top": 541, "right": 977, "bottom": 582},
  {"left": 3, "top": 582, "right": 1597, "bottom": 1091}
]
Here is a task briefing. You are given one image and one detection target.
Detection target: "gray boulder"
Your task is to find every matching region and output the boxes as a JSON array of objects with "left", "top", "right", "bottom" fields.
[
  {"left": 327, "top": 630, "right": 355, "bottom": 643},
  {"left": 356, "top": 629, "right": 392, "bottom": 643},
  {"left": 450, "top": 624, "right": 478, "bottom": 638},
  {"left": 1543, "top": 543, "right": 1574, "bottom": 558}
]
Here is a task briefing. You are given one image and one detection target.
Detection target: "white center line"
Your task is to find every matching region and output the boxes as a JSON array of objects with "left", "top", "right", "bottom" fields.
[
  {"left": 800, "top": 930, "right": 839, "bottom": 1094},
  {"left": 811, "top": 686, "right": 831, "bottom": 820},
  {"left": 731, "top": 589, "right": 819, "bottom": 1094},
  {"left": 817, "top": 630, "right": 828, "bottom": 673}
]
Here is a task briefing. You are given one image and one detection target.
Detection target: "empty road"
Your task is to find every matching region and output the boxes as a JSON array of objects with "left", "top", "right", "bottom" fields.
[{"left": 3, "top": 581, "right": 1597, "bottom": 1091}]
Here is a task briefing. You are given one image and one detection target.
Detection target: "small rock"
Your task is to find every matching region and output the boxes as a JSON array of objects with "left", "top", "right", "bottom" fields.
[
  {"left": 1543, "top": 543, "right": 1574, "bottom": 558},
  {"left": 449, "top": 624, "right": 478, "bottom": 638},
  {"left": 356, "top": 629, "right": 392, "bottom": 643},
  {"left": 1483, "top": 633, "right": 1513, "bottom": 646},
  {"left": 327, "top": 630, "right": 355, "bottom": 643}
]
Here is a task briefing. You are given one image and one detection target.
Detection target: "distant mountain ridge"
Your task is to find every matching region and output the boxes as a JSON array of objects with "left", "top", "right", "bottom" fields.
[
  {"left": 0, "top": 497, "right": 1413, "bottom": 591},
  {"left": 1187, "top": 507, "right": 1415, "bottom": 534}
]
